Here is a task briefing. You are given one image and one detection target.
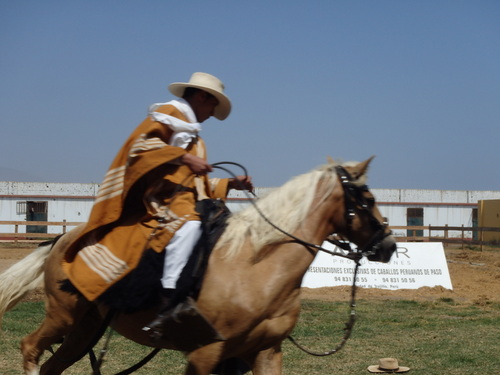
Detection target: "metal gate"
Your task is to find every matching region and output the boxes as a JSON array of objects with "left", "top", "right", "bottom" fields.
[
  {"left": 407, "top": 207, "right": 423, "bottom": 237},
  {"left": 26, "top": 201, "right": 48, "bottom": 233}
]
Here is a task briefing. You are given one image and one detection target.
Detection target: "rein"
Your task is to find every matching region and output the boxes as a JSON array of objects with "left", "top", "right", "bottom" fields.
[
  {"left": 287, "top": 261, "right": 361, "bottom": 356},
  {"left": 212, "top": 162, "right": 389, "bottom": 261},
  {"left": 213, "top": 162, "right": 390, "bottom": 357}
]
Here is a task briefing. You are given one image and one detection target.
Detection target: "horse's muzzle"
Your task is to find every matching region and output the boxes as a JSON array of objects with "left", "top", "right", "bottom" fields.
[{"left": 367, "top": 235, "right": 397, "bottom": 263}]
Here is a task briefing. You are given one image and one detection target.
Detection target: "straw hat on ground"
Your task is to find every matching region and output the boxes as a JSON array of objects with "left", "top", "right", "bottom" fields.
[
  {"left": 367, "top": 358, "right": 410, "bottom": 373},
  {"left": 169, "top": 72, "right": 231, "bottom": 120}
]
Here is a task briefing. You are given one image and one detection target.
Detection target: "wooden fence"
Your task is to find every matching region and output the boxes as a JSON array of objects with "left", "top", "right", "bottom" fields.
[
  {"left": 389, "top": 225, "right": 500, "bottom": 250},
  {"left": 1, "top": 221, "right": 499, "bottom": 249},
  {"left": 0, "top": 220, "right": 83, "bottom": 242}
]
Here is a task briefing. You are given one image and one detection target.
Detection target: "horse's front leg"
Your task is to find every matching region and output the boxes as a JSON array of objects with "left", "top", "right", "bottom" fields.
[{"left": 252, "top": 345, "right": 283, "bottom": 375}]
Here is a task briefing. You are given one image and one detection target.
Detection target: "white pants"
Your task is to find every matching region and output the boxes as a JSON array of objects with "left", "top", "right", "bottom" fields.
[{"left": 161, "top": 220, "right": 202, "bottom": 289}]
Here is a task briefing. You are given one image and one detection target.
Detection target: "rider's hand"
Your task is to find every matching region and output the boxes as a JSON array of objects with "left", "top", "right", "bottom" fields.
[
  {"left": 229, "top": 175, "right": 254, "bottom": 191},
  {"left": 181, "top": 153, "right": 213, "bottom": 175}
]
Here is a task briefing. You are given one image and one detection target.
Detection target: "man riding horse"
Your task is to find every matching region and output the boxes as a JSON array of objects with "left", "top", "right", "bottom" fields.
[{"left": 62, "top": 72, "right": 253, "bottom": 339}]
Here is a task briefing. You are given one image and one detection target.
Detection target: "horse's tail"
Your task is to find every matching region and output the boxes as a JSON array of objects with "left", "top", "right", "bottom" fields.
[{"left": 0, "top": 241, "right": 54, "bottom": 328}]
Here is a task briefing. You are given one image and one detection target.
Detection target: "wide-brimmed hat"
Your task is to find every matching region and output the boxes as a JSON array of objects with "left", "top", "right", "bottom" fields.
[
  {"left": 368, "top": 358, "right": 410, "bottom": 373},
  {"left": 168, "top": 72, "right": 231, "bottom": 121}
]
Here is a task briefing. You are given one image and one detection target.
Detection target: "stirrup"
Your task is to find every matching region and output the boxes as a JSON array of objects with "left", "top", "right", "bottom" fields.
[
  {"left": 142, "top": 297, "right": 194, "bottom": 334},
  {"left": 143, "top": 297, "right": 225, "bottom": 350}
]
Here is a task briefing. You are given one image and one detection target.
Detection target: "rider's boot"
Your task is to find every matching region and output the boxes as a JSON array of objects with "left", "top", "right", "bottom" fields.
[{"left": 142, "top": 288, "right": 175, "bottom": 340}]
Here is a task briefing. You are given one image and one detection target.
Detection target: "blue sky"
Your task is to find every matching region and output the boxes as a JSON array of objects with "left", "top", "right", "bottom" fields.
[{"left": 1, "top": 1, "right": 499, "bottom": 190}]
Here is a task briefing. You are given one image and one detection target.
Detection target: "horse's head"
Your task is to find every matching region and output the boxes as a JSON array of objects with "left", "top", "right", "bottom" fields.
[{"left": 330, "top": 157, "right": 396, "bottom": 263}]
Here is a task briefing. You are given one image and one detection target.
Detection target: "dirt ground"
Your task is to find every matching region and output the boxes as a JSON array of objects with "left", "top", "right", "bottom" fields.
[{"left": 0, "top": 243, "right": 499, "bottom": 305}]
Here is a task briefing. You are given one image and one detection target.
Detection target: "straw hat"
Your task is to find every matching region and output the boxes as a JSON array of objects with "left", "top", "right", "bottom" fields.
[
  {"left": 367, "top": 358, "right": 410, "bottom": 373},
  {"left": 168, "top": 72, "right": 231, "bottom": 120}
]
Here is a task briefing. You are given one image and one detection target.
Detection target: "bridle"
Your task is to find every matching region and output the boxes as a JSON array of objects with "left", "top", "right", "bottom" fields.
[{"left": 330, "top": 165, "right": 392, "bottom": 260}]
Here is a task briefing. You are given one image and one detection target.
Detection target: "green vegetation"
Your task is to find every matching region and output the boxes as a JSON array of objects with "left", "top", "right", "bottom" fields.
[{"left": 1, "top": 299, "right": 498, "bottom": 374}]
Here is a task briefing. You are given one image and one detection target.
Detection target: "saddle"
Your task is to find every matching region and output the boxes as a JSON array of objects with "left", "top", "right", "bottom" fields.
[{"left": 171, "top": 198, "right": 231, "bottom": 306}]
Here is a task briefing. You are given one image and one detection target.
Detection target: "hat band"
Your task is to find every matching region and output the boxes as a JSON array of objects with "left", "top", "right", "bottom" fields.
[{"left": 379, "top": 366, "right": 399, "bottom": 371}]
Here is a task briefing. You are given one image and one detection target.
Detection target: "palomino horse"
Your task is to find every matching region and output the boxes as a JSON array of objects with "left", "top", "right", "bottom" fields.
[{"left": 0, "top": 158, "right": 396, "bottom": 375}]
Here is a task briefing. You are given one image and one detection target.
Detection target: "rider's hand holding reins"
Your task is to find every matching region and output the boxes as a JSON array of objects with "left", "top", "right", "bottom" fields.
[
  {"left": 228, "top": 176, "right": 254, "bottom": 192},
  {"left": 182, "top": 156, "right": 254, "bottom": 192},
  {"left": 181, "top": 153, "right": 213, "bottom": 175}
]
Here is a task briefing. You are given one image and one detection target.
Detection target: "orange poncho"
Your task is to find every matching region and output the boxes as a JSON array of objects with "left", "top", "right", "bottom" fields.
[{"left": 62, "top": 104, "right": 229, "bottom": 301}]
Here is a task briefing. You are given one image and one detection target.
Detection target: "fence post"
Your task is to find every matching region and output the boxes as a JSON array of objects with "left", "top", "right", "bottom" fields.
[
  {"left": 444, "top": 224, "right": 448, "bottom": 240},
  {"left": 480, "top": 227, "right": 483, "bottom": 252},
  {"left": 15, "top": 224, "right": 19, "bottom": 244},
  {"left": 63, "top": 219, "right": 67, "bottom": 234},
  {"left": 461, "top": 224, "right": 464, "bottom": 250}
]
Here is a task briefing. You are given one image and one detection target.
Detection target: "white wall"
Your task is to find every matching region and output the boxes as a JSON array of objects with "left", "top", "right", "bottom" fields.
[
  {"left": 0, "top": 182, "right": 97, "bottom": 233},
  {"left": 2, "top": 182, "right": 500, "bottom": 237}
]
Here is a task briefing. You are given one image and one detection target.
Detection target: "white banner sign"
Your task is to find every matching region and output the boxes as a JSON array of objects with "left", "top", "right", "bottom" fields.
[{"left": 302, "top": 242, "right": 453, "bottom": 290}]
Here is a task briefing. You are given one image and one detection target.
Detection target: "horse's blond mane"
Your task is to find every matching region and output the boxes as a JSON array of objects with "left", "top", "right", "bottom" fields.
[{"left": 216, "top": 161, "right": 368, "bottom": 259}]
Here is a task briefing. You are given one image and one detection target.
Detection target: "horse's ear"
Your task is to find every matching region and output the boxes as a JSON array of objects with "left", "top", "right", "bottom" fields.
[
  {"left": 351, "top": 156, "right": 375, "bottom": 180},
  {"left": 327, "top": 156, "right": 335, "bottom": 164}
]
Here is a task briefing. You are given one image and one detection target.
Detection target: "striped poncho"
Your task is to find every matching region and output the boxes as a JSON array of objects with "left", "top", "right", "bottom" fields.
[{"left": 62, "top": 102, "right": 229, "bottom": 301}]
